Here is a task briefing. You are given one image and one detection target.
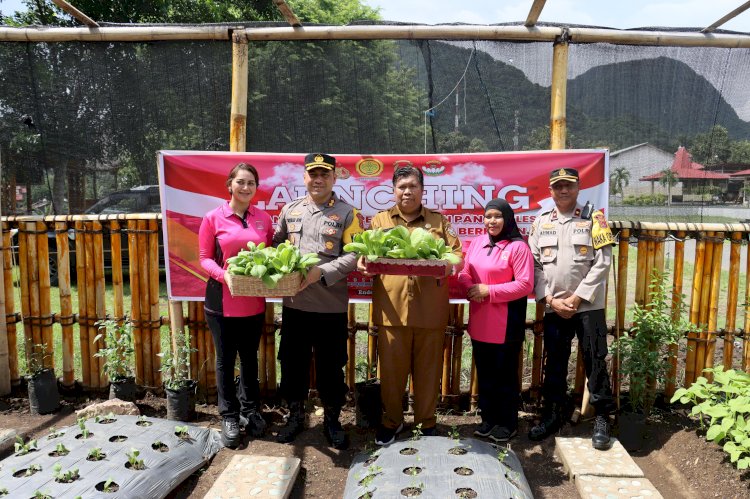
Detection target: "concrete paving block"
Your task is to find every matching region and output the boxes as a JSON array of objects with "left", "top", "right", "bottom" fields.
[
  {"left": 0, "top": 428, "right": 17, "bottom": 455},
  {"left": 203, "top": 454, "right": 301, "bottom": 499},
  {"left": 555, "top": 437, "right": 644, "bottom": 479},
  {"left": 576, "top": 475, "right": 664, "bottom": 499}
]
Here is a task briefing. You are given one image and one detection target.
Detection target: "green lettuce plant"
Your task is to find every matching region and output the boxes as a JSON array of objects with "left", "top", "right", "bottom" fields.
[
  {"left": 344, "top": 226, "right": 460, "bottom": 263},
  {"left": 671, "top": 367, "right": 750, "bottom": 469},
  {"left": 226, "top": 241, "right": 320, "bottom": 288}
]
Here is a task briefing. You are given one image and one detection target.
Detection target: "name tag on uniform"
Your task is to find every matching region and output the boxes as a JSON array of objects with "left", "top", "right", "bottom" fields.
[
  {"left": 255, "top": 220, "right": 264, "bottom": 230},
  {"left": 501, "top": 251, "right": 509, "bottom": 261},
  {"left": 542, "top": 223, "right": 555, "bottom": 229}
]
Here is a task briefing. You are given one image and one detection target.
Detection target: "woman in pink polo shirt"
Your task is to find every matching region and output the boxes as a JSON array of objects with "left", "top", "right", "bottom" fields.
[
  {"left": 199, "top": 163, "right": 274, "bottom": 448},
  {"left": 457, "top": 198, "right": 533, "bottom": 443}
]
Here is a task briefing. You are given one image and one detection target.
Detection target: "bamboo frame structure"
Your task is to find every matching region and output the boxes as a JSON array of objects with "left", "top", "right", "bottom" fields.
[
  {"left": 525, "top": 0, "right": 547, "bottom": 27},
  {"left": 1, "top": 223, "right": 16, "bottom": 388},
  {"left": 665, "top": 230, "right": 686, "bottom": 398},
  {"left": 724, "top": 232, "right": 742, "bottom": 370},
  {"left": 50, "top": 0, "right": 99, "bottom": 27},
  {"left": 55, "top": 221, "right": 74, "bottom": 388},
  {"left": 702, "top": 0, "right": 750, "bottom": 33}
]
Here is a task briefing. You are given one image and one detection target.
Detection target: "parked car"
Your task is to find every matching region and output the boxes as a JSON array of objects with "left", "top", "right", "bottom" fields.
[{"left": 35, "top": 186, "right": 162, "bottom": 286}]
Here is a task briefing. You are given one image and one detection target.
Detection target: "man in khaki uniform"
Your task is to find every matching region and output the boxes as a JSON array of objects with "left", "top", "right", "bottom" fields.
[
  {"left": 527, "top": 167, "right": 616, "bottom": 450},
  {"left": 361, "top": 165, "right": 463, "bottom": 446},
  {"left": 273, "top": 153, "right": 362, "bottom": 449}
]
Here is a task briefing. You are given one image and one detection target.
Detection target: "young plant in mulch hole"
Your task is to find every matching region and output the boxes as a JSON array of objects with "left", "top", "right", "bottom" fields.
[
  {"left": 361, "top": 444, "right": 380, "bottom": 466},
  {"left": 400, "top": 484, "right": 424, "bottom": 497},
  {"left": 355, "top": 464, "right": 382, "bottom": 499},
  {"left": 0, "top": 487, "right": 8, "bottom": 496},
  {"left": 174, "top": 425, "right": 191, "bottom": 441},
  {"left": 125, "top": 448, "right": 146, "bottom": 470},
  {"left": 48, "top": 442, "right": 70, "bottom": 457},
  {"left": 30, "top": 490, "right": 52, "bottom": 499},
  {"left": 454, "top": 466, "right": 474, "bottom": 476},
  {"left": 96, "top": 478, "right": 119, "bottom": 493},
  {"left": 136, "top": 415, "right": 153, "bottom": 427},
  {"left": 87, "top": 447, "right": 106, "bottom": 461},
  {"left": 455, "top": 488, "right": 478, "bottom": 498},
  {"left": 151, "top": 440, "right": 169, "bottom": 453},
  {"left": 14, "top": 436, "right": 37, "bottom": 456},
  {"left": 97, "top": 412, "right": 117, "bottom": 424},
  {"left": 399, "top": 447, "right": 419, "bottom": 456},
  {"left": 13, "top": 464, "right": 42, "bottom": 478},
  {"left": 52, "top": 463, "right": 80, "bottom": 484},
  {"left": 47, "top": 426, "right": 64, "bottom": 440},
  {"left": 75, "top": 417, "right": 93, "bottom": 439},
  {"left": 109, "top": 435, "right": 128, "bottom": 443}
]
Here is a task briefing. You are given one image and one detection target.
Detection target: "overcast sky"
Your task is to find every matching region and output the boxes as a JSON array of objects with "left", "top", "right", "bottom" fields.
[
  {"left": 1, "top": 0, "right": 749, "bottom": 31},
  {"left": 363, "top": 0, "right": 750, "bottom": 32}
]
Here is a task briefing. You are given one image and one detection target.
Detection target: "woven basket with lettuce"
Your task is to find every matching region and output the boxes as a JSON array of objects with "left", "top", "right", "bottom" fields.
[
  {"left": 344, "top": 226, "right": 461, "bottom": 277},
  {"left": 225, "top": 241, "right": 320, "bottom": 297}
]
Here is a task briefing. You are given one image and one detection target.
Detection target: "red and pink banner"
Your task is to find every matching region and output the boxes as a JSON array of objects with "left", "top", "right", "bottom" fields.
[{"left": 157, "top": 150, "right": 609, "bottom": 301}]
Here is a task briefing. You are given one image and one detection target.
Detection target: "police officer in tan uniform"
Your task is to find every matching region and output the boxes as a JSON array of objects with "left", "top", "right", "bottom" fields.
[
  {"left": 273, "top": 153, "right": 362, "bottom": 449},
  {"left": 528, "top": 168, "right": 616, "bottom": 450}
]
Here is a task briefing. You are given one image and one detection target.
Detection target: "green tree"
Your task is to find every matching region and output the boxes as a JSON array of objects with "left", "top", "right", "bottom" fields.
[
  {"left": 659, "top": 169, "right": 679, "bottom": 206},
  {"left": 437, "top": 131, "right": 487, "bottom": 153},
  {"left": 689, "top": 125, "right": 730, "bottom": 165},
  {"left": 729, "top": 140, "right": 750, "bottom": 164},
  {"left": 610, "top": 166, "right": 631, "bottom": 203}
]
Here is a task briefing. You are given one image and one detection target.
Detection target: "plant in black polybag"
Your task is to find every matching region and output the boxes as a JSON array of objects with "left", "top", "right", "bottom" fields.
[
  {"left": 94, "top": 319, "right": 138, "bottom": 401},
  {"left": 159, "top": 335, "right": 199, "bottom": 421}
]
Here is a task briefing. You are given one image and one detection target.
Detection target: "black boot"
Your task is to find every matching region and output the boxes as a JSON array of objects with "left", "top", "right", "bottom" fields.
[
  {"left": 221, "top": 417, "right": 241, "bottom": 448},
  {"left": 592, "top": 415, "right": 613, "bottom": 450},
  {"left": 528, "top": 403, "right": 563, "bottom": 441},
  {"left": 323, "top": 406, "right": 349, "bottom": 450},
  {"left": 276, "top": 401, "right": 305, "bottom": 443}
]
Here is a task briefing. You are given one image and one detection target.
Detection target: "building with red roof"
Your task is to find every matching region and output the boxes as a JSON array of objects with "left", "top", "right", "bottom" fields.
[{"left": 640, "top": 146, "right": 730, "bottom": 203}]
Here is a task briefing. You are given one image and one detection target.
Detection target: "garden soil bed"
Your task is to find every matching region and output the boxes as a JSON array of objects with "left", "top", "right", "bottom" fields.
[{"left": 1, "top": 393, "right": 749, "bottom": 498}]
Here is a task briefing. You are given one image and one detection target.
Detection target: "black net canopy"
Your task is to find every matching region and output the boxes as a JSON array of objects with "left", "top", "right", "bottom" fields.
[{"left": 1, "top": 21, "right": 749, "bottom": 219}]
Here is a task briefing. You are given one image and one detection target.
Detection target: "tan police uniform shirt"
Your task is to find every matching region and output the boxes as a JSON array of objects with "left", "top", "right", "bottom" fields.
[
  {"left": 528, "top": 204, "right": 611, "bottom": 313},
  {"left": 273, "top": 193, "right": 362, "bottom": 313},
  {"left": 370, "top": 205, "right": 463, "bottom": 329}
]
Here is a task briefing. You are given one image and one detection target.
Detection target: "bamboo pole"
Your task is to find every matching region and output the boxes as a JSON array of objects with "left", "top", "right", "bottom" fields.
[
  {"left": 368, "top": 305, "right": 377, "bottom": 380},
  {"left": 724, "top": 232, "right": 742, "bottom": 370},
  {"left": 17, "top": 223, "right": 31, "bottom": 369},
  {"left": 2, "top": 223, "right": 17, "bottom": 386},
  {"left": 702, "top": 0, "right": 750, "bottom": 33},
  {"left": 128, "top": 220, "right": 143, "bottom": 385},
  {"left": 685, "top": 233, "right": 706, "bottom": 386},
  {"left": 75, "top": 220, "right": 90, "bottom": 388},
  {"left": 665, "top": 231, "right": 685, "bottom": 398},
  {"left": 202, "top": 306, "right": 217, "bottom": 402},
  {"left": 696, "top": 232, "right": 716, "bottom": 379},
  {"left": 230, "top": 29, "right": 248, "bottom": 153},
  {"left": 36, "top": 221, "right": 52, "bottom": 370},
  {"left": 441, "top": 326, "right": 451, "bottom": 403},
  {"left": 273, "top": 0, "right": 302, "bottom": 27},
  {"left": 188, "top": 301, "right": 199, "bottom": 387},
  {"left": 84, "top": 221, "right": 99, "bottom": 388},
  {"left": 50, "top": 0, "right": 99, "bottom": 27},
  {"left": 613, "top": 228, "right": 630, "bottom": 404},
  {"left": 55, "top": 221, "right": 74, "bottom": 388},
  {"left": 137, "top": 219, "right": 152, "bottom": 386},
  {"left": 148, "top": 219, "right": 161, "bottom": 386},
  {"left": 653, "top": 230, "right": 666, "bottom": 276},
  {"left": 634, "top": 232, "right": 648, "bottom": 306},
  {"left": 705, "top": 233, "right": 724, "bottom": 379},
  {"left": 609, "top": 221, "right": 750, "bottom": 232},
  {"left": 109, "top": 220, "right": 124, "bottom": 321},
  {"left": 525, "top": 0, "right": 547, "bottom": 27},
  {"left": 26, "top": 222, "right": 42, "bottom": 356},
  {"left": 0, "top": 25, "right": 231, "bottom": 42},
  {"left": 549, "top": 35, "right": 568, "bottom": 150},
  {"left": 93, "top": 221, "right": 106, "bottom": 386}
]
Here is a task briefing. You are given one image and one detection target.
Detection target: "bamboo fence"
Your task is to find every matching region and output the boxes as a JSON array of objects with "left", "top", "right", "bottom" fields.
[{"left": 0, "top": 215, "right": 748, "bottom": 407}]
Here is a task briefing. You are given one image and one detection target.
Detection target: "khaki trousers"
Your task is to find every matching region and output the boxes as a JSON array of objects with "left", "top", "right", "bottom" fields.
[{"left": 378, "top": 325, "right": 444, "bottom": 429}]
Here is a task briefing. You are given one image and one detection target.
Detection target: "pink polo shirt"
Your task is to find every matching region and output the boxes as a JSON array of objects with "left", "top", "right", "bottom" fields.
[
  {"left": 199, "top": 202, "right": 274, "bottom": 317},
  {"left": 457, "top": 237, "right": 534, "bottom": 343}
]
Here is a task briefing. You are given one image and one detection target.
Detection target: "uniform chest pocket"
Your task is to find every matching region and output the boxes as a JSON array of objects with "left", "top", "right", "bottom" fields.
[
  {"left": 571, "top": 232, "right": 594, "bottom": 261},
  {"left": 538, "top": 235, "right": 558, "bottom": 263},
  {"left": 287, "top": 226, "right": 302, "bottom": 246}
]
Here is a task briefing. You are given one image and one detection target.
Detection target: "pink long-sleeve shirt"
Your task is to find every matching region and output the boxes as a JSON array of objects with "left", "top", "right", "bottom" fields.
[
  {"left": 199, "top": 202, "right": 274, "bottom": 317},
  {"left": 457, "top": 237, "right": 534, "bottom": 344}
]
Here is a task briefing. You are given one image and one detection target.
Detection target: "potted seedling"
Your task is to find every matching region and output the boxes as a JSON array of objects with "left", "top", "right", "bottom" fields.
[
  {"left": 24, "top": 341, "right": 59, "bottom": 414},
  {"left": 94, "top": 319, "right": 137, "bottom": 401},
  {"left": 158, "top": 338, "right": 198, "bottom": 421},
  {"left": 613, "top": 270, "right": 698, "bottom": 451}
]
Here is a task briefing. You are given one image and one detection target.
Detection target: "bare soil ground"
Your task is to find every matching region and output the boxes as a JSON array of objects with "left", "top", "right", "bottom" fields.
[{"left": 2, "top": 392, "right": 749, "bottom": 498}]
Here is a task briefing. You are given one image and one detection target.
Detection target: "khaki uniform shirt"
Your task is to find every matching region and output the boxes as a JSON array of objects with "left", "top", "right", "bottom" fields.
[
  {"left": 273, "top": 193, "right": 362, "bottom": 313},
  {"left": 528, "top": 204, "right": 611, "bottom": 313},
  {"left": 370, "top": 205, "right": 463, "bottom": 329}
]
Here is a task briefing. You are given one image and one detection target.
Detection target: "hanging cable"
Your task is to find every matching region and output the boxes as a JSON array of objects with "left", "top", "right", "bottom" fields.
[{"left": 422, "top": 46, "right": 476, "bottom": 153}]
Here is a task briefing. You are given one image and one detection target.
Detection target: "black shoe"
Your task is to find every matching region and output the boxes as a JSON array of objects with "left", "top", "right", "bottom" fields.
[
  {"left": 420, "top": 426, "right": 437, "bottom": 437},
  {"left": 323, "top": 416, "right": 349, "bottom": 450},
  {"left": 592, "top": 415, "right": 613, "bottom": 450},
  {"left": 474, "top": 421, "right": 495, "bottom": 437},
  {"left": 375, "top": 422, "right": 404, "bottom": 446},
  {"left": 221, "top": 418, "right": 241, "bottom": 448},
  {"left": 528, "top": 406, "right": 562, "bottom": 442},
  {"left": 276, "top": 402, "right": 305, "bottom": 444},
  {"left": 240, "top": 409, "right": 267, "bottom": 438},
  {"left": 488, "top": 426, "right": 517, "bottom": 443}
]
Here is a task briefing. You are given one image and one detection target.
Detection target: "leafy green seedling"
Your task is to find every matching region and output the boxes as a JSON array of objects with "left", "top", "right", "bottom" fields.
[
  {"left": 14, "top": 436, "right": 37, "bottom": 455},
  {"left": 51, "top": 442, "right": 69, "bottom": 456},
  {"left": 53, "top": 463, "right": 80, "bottom": 483},
  {"left": 174, "top": 425, "right": 190, "bottom": 439},
  {"left": 87, "top": 447, "right": 106, "bottom": 461},
  {"left": 448, "top": 425, "right": 460, "bottom": 441},
  {"left": 411, "top": 423, "right": 423, "bottom": 441},
  {"left": 47, "top": 426, "right": 64, "bottom": 439},
  {"left": 126, "top": 448, "right": 146, "bottom": 470}
]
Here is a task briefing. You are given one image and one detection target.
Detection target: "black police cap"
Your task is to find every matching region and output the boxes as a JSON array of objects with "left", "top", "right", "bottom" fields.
[{"left": 304, "top": 153, "right": 336, "bottom": 171}]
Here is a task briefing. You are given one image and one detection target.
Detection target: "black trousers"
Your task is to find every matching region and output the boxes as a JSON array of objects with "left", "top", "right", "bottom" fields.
[
  {"left": 278, "top": 307, "right": 349, "bottom": 409},
  {"left": 542, "top": 309, "right": 614, "bottom": 414},
  {"left": 206, "top": 312, "right": 264, "bottom": 420},
  {"left": 472, "top": 339, "right": 522, "bottom": 431}
]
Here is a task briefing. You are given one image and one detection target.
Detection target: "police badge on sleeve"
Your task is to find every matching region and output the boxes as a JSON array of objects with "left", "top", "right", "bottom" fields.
[{"left": 591, "top": 210, "right": 616, "bottom": 249}]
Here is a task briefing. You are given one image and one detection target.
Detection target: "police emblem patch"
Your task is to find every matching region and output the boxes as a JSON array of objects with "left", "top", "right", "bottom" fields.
[
  {"left": 424, "top": 223, "right": 431, "bottom": 229},
  {"left": 325, "top": 228, "right": 337, "bottom": 235},
  {"left": 558, "top": 168, "right": 567, "bottom": 176},
  {"left": 446, "top": 226, "right": 456, "bottom": 237},
  {"left": 544, "top": 248, "right": 551, "bottom": 256},
  {"left": 325, "top": 241, "right": 334, "bottom": 250},
  {"left": 580, "top": 247, "right": 588, "bottom": 255},
  {"left": 329, "top": 214, "right": 340, "bottom": 221}
]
